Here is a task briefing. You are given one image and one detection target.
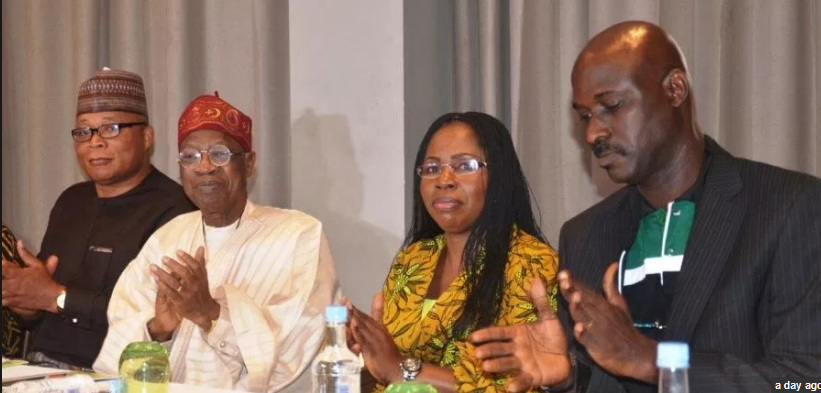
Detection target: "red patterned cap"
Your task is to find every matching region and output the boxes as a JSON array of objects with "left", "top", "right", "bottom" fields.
[{"left": 178, "top": 92, "right": 252, "bottom": 151}]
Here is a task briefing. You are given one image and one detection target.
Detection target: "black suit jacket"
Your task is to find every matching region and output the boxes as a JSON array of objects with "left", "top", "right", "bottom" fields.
[{"left": 558, "top": 137, "right": 821, "bottom": 392}]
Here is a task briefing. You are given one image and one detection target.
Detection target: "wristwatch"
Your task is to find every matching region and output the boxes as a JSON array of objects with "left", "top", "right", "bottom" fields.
[
  {"left": 399, "top": 358, "right": 422, "bottom": 381},
  {"left": 56, "top": 289, "right": 67, "bottom": 313}
]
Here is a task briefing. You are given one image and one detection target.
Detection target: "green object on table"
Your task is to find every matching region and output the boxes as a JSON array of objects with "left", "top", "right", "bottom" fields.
[
  {"left": 385, "top": 381, "right": 438, "bottom": 393},
  {"left": 1, "top": 359, "right": 29, "bottom": 369},
  {"left": 118, "top": 341, "right": 170, "bottom": 393}
]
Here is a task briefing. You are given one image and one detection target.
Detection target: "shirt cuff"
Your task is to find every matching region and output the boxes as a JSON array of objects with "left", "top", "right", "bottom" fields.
[
  {"left": 144, "top": 320, "right": 176, "bottom": 350},
  {"left": 62, "top": 287, "right": 94, "bottom": 329},
  {"left": 201, "top": 304, "right": 239, "bottom": 358}
]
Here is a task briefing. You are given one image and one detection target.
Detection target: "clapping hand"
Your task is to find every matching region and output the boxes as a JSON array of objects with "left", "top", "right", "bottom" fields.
[
  {"left": 470, "top": 278, "right": 572, "bottom": 392},
  {"left": 147, "top": 278, "right": 182, "bottom": 341},
  {"left": 560, "top": 264, "right": 657, "bottom": 383},
  {"left": 150, "top": 247, "right": 220, "bottom": 331},
  {"left": 346, "top": 292, "right": 403, "bottom": 384},
  {"left": 2, "top": 240, "right": 63, "bottom": 314}
]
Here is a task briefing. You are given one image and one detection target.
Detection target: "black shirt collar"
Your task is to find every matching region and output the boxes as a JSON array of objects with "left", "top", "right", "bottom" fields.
[
  {"left": 95, "top": 166, "right": 159, "bottom": 202},
  {"left": 630, "top": 148, "right": 713, "bottom": 220}
]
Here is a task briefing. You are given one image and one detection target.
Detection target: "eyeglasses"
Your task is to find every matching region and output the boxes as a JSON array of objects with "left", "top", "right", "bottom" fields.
[
  {"left": 178, "top": 145, "right": 246, "bottom": 168},
  {"left": 416, "top": 158, "right": 487, "bottom": 179},
  {"left": 70, "top": 122, "right": 147, "bottom": 142}
]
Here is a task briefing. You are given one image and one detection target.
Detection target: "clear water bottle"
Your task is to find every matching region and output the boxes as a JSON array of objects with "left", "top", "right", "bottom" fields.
[
  {"left": 4, "top": 374, "right": 122, "bottom": 393},
  {"left": 312, "top": 306, "right": 361, "bottom": 393},
  {"left": 657, "top": 342, "right": 690, "bottom": 393}
]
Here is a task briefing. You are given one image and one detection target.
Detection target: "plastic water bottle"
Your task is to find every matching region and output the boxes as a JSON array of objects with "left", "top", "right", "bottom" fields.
[
  {"left": 4, "top": 374, "right": 122, "bottom": 393},
  {"left": 657, "top": 342, "right": 690, "bottom": 393},
  {"left": 312, "top": 306, "right": 361, "bottom": 393}
]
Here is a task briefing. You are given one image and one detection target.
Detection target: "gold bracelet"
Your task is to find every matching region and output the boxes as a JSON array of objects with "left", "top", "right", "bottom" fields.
[{"left": 204, "top": 318, "right": 218, "bottom": 334}]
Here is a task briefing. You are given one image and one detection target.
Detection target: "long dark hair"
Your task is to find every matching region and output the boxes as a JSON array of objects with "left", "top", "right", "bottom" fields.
[{"left": 404, "top": 111, "right": 546, "bottom": 337}]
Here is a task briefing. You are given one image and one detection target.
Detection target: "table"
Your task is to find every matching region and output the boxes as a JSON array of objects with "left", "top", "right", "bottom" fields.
[
  {"left": 169, "top": 382, "right": 242, "bottom": 393},
  {"left": 1, "top": 364, "right": 243, "bottom": 393},
  {"left": 1, "top": 364, "right": 68, "bottom": 383}
]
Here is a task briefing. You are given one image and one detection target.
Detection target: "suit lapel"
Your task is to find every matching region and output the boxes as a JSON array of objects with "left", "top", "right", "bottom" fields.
[
  {"left": 664, "top": 151, "right": 746, "bottom": 341},
  {"left": 577, "top": 190, "right": 637, "bottom": 291},
  {"left": 575, "top": 190, "right": 636, "bottom": 393}
]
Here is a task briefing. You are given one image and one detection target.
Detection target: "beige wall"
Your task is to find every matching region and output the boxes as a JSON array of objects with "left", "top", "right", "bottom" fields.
[{"left": 289, "top": 0, "right": 407, "bottom": 310}]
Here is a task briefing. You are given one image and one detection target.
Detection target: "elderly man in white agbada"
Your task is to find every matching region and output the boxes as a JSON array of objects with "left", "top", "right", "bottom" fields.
[{"left": 94, "top": 93, "right": 339, "bottom": 392}]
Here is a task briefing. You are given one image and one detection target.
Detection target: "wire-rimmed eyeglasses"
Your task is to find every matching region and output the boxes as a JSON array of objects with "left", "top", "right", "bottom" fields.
[
  {"left": 416, "top": 158, "right": 487, "bottom": 179},
  {"left": 178, "top": 145, "right": 246, "bottom": 168}
]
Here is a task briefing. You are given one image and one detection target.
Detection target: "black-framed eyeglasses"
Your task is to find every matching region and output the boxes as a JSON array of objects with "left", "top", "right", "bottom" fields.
[
  {"left": 416, "top": 158, "right": 487, "bottom": 179},
  {"left": 178, "top": 145, "right": 246, "bottom": 168},
  {"left": 70, "top": 122, "right": 147, "bottom": 142}
]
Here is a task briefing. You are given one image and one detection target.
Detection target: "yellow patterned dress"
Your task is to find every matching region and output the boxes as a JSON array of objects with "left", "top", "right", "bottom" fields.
[
  {"left": 2, "top": 224, "right": 25, "bottom": 358},
  {"left": 378, "top": 229, "right": 559, "bottom": 393}
]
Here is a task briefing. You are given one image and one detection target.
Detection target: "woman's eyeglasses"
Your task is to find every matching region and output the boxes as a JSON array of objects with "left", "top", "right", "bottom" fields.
[{"left": 416, "top": 158, "right": 487, "bottom": 179}]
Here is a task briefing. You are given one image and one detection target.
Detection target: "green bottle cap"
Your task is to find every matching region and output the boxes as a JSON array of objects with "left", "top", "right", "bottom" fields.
[{"left": 385, "top": 380, "right": 438, "bottom": 393}]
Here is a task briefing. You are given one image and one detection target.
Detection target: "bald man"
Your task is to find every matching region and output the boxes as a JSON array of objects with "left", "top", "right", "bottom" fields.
[{"left": 468, "top": 21, "right": 821, "bottom": 393}]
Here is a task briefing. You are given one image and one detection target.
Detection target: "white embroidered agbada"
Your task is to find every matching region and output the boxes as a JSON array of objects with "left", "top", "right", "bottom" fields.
[{"left": 94, "top": 201, "right": 339, "bottom": 392}]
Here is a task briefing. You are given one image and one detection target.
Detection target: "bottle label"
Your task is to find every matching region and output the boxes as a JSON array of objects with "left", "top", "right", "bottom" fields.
[{"left": 336, "top": 385, "right": 350, "bottom": 393}]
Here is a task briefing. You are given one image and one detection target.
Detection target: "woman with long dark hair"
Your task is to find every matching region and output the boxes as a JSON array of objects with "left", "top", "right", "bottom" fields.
[{"left": 346, "top": 112, "right": 558, "bottom": 392}]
